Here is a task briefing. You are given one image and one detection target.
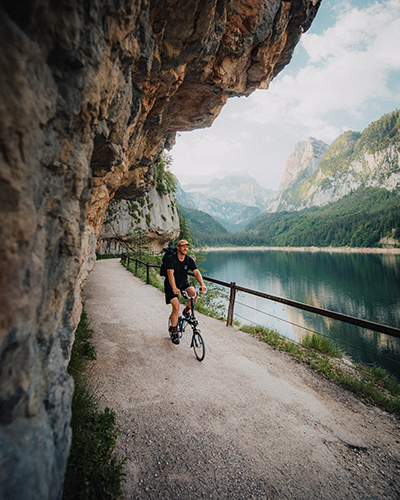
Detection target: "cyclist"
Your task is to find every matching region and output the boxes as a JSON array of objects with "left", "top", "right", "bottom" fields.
[{"left": 165, "top": 239, "right": 206, "bottom": 344}]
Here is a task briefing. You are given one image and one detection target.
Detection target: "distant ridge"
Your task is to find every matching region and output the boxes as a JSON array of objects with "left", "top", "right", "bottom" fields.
[{"left": 175, "top": 175, "right": 276, "bottom": 231}]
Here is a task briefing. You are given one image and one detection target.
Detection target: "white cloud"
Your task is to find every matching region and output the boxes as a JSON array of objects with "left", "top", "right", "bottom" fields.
[{"left": 244, "top": 0, "right": 400, "bottom": 137}]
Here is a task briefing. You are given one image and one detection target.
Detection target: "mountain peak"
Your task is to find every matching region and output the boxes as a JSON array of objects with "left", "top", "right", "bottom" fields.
[{"left": 279, "top": 137, "right": 329, "bottom": 191}]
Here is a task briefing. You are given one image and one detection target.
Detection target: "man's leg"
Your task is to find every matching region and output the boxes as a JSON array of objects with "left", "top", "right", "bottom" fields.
[
  {"left": 183, "top": 286, "right": 196, "bottom": 315},
  {"left": 169, "top": 297, "right": 181, "bottom": 344},
  {"left": 170, "top": 297, "right": 180, "bottom": 327}
]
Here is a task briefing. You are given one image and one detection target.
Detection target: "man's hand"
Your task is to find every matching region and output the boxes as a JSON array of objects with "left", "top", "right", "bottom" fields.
[
  {"left": 173, "top": 287, "right": 181, "bottom": 297},
  {"left": 200, "top": 285, "right": 207, "bottom": 293}
]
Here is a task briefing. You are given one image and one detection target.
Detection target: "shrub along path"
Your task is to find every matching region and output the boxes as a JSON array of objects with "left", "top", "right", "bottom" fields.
[{"left": 83, "top": 259, "right": 400, "bottom": 499}]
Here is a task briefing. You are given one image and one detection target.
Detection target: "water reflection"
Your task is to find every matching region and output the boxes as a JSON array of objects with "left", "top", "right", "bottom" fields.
[{"left": 203, "top": 250, "right": 400, "bottom": 379}]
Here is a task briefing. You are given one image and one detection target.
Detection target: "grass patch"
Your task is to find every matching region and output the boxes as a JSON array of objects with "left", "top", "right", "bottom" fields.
[
  {"left": 63, "top": 306, "right": 127, "bottom": 500},
  {"left": 241, "top": 325, "right": 400, "bottom": 416},
  {"left": 96, "top": 252, "right": 121, "bottom": 260},
  {"left": 125, "top": 255, "right": 164, "bottom": 292},
  {"left": 301, "top": 332, "right": 344, "bottom": 358}
]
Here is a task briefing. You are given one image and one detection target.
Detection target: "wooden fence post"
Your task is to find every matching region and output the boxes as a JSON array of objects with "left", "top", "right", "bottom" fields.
[
  {"left": 135, "top": 260, "right": 138, "bottom": 275},
  {"left": 226, "top": 282, "right": 236, "bottom": 327},
  {"left": 146, "top": 263, "right": 150, "bottom": 284}
]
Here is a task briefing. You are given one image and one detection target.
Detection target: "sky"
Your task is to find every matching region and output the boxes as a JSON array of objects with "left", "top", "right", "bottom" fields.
[{"left": 169, "top": 0, "right": 400, "bottom": 191}]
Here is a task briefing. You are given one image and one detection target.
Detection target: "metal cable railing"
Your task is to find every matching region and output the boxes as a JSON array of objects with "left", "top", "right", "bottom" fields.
[
  {"left": 234, "top": 298, "right": 400, "bottom": 368},
  {"left": 120, "top": 254, "right": 400, "bottom": 371},
  {"left": 233, "top": 310, "right": 400, "bottom": 392}
]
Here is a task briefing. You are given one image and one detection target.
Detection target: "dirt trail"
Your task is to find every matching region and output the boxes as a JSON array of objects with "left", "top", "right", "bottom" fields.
[{"left": 83, "top": 259, "right": 400, "bottom": 499}]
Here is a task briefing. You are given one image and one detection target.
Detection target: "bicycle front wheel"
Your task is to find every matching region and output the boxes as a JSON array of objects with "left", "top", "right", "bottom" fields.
[{"left": 192, "top": 329, "right": 205, "bottom": 361}]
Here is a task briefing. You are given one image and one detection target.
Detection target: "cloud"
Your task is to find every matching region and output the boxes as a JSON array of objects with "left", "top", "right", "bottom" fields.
[{"left": 243, "top": 0, "right": 400, "bottom": 139}]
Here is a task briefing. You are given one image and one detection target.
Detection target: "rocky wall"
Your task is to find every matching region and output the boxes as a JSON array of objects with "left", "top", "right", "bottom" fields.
[
  {"left": 97, "top": 188, "right": 180, "bottom": 254},
  {"left": 0, "top": 1, "right": 320, "bottom": 498}
]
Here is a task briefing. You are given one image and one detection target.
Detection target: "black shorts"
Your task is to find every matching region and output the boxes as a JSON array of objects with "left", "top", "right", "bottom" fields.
[{"left": 165, "top": 279, "right": 191, "bottom": 304}]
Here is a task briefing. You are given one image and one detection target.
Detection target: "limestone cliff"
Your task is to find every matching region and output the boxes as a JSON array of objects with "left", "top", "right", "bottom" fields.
[
  {"left": 279, "top": 137, "right": 329, "bottom": 191},
  {"left": 0, "top": 1, "right": 321, "bottom": 498},
  {"left": 301, "top": 143, "right": 400, "bottom": 209},
  {"left": 269, "top": 136, "right": 329, "bottom": 211},
  {"left": 97, "top": 188, "right": 180, "bottom": 254}
]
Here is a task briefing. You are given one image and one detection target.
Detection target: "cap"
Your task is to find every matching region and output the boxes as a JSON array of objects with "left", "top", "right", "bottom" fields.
[{"left": 177, "top": 239, "right": 190, "bottom": 246}]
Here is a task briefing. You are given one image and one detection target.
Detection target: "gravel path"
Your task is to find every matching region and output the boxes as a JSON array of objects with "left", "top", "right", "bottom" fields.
[{"left": 83, "top": 259, "right": 400, "bottom": 499}]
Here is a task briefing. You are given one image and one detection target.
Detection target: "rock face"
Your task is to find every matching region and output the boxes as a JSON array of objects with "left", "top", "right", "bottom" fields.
[
  {"left": 303, "top": 144, "right": 400, "bottom": 208},
  {"left": 279, "top": 137, "right": 329, "bottom": 191},
  {"left": 0, "top": 1, "right": 321, "bottom": 498},
  {"left": 97, "top": 188, "right": 180, "bottom": 254},
  {"left": 268, "top": 136, "right": 329, "bottom": 211}
]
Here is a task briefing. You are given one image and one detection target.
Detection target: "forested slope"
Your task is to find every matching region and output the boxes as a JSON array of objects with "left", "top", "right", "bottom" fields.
[
  {"left": 178, "top": 205, "right": 229, "bottom": 247},
  {"left": 183, "top": 187, "right": 400, "bottom": 248}
]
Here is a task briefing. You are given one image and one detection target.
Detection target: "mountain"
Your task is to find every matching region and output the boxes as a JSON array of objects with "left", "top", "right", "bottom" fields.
[
  {"left": 175, "top": 176, "right": 276, "bottom": 231},
  {"left": 270, "top": 110, "right": 400, "bottom": 212},
  {"left": 184, "top": 187, "right": 400, "bottom": 248},
  {"left": 176, "top": 110, "right": 400, "bottom": 248},
  {"left": 279, "top": 137, "right": 329, "bottom": 191}
]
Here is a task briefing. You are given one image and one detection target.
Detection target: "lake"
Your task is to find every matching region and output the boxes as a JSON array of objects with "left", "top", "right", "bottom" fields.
[{"left": 201, "top": 249, "right": 400, "bottom": 380}]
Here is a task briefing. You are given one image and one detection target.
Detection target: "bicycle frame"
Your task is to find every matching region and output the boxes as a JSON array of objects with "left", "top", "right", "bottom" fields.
[
  {"left": 176, "top": 290, "right": 205, "bottom": 361},
  {"left": 178, "top": 290, "right": 199, "bottom": 332}
]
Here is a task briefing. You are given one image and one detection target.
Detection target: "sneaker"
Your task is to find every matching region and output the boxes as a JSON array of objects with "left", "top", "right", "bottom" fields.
[
  {"left": 183, "top": 308, "right": 190, "bottom": 319},
  {"left": 171, "top": 333, "right": 180, "bottom": 345},
  {"left": 169, "top": 325, "right": 180, "bottom": 345}
]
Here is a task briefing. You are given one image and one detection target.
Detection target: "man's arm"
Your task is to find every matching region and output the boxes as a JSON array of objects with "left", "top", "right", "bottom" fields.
[
  {"left": 193, "top": 269, "right": 207, "bottom": 292},
  {"left": 167, "top": 269, "right": 180, "bottom": 296}
]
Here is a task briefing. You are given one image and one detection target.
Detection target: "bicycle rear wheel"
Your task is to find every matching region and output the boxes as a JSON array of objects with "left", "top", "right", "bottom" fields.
[{"left": 191, "top": 329, "right": 205, "bottom": 361}]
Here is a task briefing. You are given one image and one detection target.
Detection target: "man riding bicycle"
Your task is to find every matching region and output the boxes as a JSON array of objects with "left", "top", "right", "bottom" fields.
[{"left": 165, "top": 239, "right": 207, "bottom": 344}]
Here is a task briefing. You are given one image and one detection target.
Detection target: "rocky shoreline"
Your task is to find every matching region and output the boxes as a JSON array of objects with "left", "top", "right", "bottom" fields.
[{"left": 200, "top": 246, "right": 400, "bottom": 254}]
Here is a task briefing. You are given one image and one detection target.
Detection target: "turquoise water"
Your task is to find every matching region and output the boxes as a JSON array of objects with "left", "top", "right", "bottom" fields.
[{"left": 202, "top": 249, "right": 400, "bottom": 379}]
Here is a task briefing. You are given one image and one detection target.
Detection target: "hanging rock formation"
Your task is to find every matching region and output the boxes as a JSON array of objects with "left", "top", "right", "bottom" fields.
[{"left": 0, "top": 1, "right": 321, "bottom": 498}]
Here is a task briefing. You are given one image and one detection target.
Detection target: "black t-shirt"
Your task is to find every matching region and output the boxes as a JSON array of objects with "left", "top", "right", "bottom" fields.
[{"left": 165, "top": 253, "right": 197, "bottom": 288}]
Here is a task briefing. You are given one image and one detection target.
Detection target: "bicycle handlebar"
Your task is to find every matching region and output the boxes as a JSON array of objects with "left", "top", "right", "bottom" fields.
[{"left": 181, "top": 289, "right": 205, "bottom": 299}]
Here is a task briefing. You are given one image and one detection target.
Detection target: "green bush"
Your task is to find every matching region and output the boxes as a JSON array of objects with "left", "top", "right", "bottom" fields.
[{"left": 154, "top": 153, "right": 177, "bottom": 195}]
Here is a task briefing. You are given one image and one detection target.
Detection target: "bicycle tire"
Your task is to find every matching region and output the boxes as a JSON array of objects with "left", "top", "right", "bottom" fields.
[{"left": 191, "top": 330, "right": 205, "bottom": 361}]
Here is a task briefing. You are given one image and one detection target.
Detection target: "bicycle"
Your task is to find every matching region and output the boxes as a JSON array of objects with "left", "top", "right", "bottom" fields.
[{"left": 168, "top": 289, "right": 206, "bottom": 361}]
